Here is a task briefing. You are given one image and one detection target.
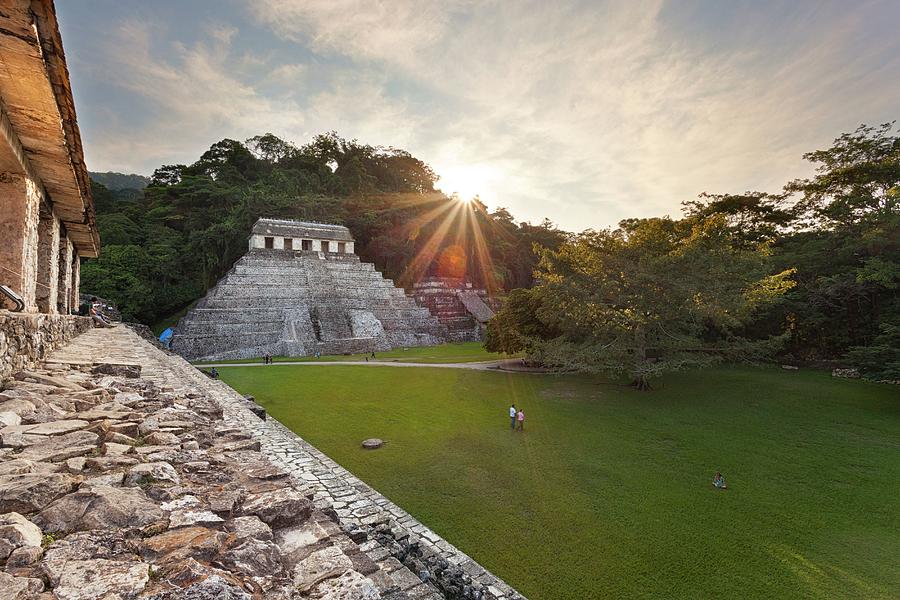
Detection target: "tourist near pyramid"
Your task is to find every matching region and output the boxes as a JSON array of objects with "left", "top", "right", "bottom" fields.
[{"left": 172, "top": 218, "right": 447, "bottom": 361}]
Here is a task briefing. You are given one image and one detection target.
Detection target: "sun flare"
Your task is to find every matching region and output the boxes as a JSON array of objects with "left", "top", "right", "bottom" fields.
[{"left": 435, "top": 164, "right": 497, "bottom": 205}]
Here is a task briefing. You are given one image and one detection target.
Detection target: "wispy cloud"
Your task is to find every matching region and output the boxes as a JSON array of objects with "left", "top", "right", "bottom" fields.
[
  {"left": 246, "top": 0, "right": 900, "bottom": 228},
  {"left": 63, "top": 0, "right": 900, "bottom": 231},
  {"left": 79, "top": 18, "right": 307, "bottom": 172}
]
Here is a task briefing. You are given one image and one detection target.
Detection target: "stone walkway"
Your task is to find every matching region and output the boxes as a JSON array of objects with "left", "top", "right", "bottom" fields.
[
  {"left": 196, "top": 360, "right": 505, "bottom": 370},
  {"left": 47, "top": 327, "right": 525, "bottom": 600}
]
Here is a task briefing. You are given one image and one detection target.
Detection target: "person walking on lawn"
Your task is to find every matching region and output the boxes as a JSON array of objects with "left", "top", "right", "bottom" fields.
[
  {"left": 509, "top": 404, "right": 517, "bottom": 429},
  {"left": 517, "top": 408, "right": 525, "bottom": 431}
]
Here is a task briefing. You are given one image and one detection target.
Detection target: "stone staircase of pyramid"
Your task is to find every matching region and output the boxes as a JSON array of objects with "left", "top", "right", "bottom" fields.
[
  {"left": 412, "top": 277, "right": 497, "bottom": 342},
  {"left": 172, "top": 250, "right": 447, "bottom": 361}
]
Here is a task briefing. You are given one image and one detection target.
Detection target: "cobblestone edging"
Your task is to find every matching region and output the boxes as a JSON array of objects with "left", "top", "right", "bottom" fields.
[
  {"left": 0, "top": 311, "right": 91, "bottom": 379},
  {"left": 47, "top": 328, "right": 525, "bottom": 600}
]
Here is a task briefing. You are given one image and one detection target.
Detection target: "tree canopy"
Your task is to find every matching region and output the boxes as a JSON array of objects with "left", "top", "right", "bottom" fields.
[
  {"left": 487, "top": 122, "right": 899, "bottom": 385},
  {"left": 487, "top": 215, "right": 794, "bottom": 388},
  {"left": 83, "top": 124, "right": 898, "bottom": 383},
  {"left": 83, "top": 132, "right": 567, "bottom": 324}
]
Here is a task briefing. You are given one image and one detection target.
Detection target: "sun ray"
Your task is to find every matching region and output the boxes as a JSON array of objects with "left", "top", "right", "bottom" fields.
[
  {"left": 398, "top": 200, "right": 467, "bottom": 287},
  {"left": 397, "top": 195, "right": 458, "bottom": 241},
  {"left": 463, "top": 201, "right": 501, "bottom": 295}
]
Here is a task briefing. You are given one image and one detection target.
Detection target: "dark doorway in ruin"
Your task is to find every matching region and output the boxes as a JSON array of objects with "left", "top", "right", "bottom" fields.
[
  {"left": 321, "top": 241, "right": 330, "bottom": 253},
  {"left": 284, "top": 238, "right": 293, "bottom": 250},
  {"left": 338, "top": 242, "right": 346, "bottom": 253},
  {"left": 302, "top": 239, "right": 312, "bottom": 251},
  {"left": 264, "top": 236, "right": 274, "bottom": 249}
]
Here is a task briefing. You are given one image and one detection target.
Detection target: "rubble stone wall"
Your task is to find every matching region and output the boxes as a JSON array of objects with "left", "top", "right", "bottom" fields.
[
  {"left": 0, "top": 312, "right": 91, "bottom": 379},
  {"left": 20, "top": 177, "right": 41, "bottom": 314},
  {"left": 0, "top": 326, "right": 527, "bottom": 599}
]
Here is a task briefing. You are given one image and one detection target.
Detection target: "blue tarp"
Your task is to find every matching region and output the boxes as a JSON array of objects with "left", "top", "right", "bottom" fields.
[{"left": 159, "top": 328, "right": 174, "bottom": 348}]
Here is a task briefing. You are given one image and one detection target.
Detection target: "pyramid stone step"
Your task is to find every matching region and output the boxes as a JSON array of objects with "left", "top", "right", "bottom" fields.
[{"left": 173, "top": 238, "right": 448, "bottom": 360}]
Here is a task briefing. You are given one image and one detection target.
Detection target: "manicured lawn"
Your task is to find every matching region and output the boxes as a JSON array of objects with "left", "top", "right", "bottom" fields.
[
  {"left": 195, "top": 341, "right": 513, "bottom": 365},
  {"left": 217, "top": 365, "right": 900, "bottom": 599}
]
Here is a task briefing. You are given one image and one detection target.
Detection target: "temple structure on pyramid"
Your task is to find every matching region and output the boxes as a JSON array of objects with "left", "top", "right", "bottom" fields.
[{"left": 172, "top": 218, "right": 446, "bottom": 361}]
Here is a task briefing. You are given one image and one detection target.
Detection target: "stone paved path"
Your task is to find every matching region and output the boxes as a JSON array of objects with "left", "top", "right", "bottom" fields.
[
  {"left": 196, "top": 360, "right": 505, "bottom": 370},
  {"left": 47, "top": 327, "right": 525, "bottom": 600}
]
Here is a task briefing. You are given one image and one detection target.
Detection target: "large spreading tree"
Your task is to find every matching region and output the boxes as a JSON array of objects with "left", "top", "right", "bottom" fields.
[{"left": 487, "top": 215, "right": 795, "bottom": 388}]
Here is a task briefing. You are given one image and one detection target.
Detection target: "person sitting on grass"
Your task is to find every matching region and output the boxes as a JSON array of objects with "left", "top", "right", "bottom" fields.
[{"left": 713, "top": 472, "right": 727, "bottom": 489}]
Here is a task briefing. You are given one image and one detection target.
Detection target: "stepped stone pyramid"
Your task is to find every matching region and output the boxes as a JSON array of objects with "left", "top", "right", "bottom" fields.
[
  {"left": 172, "top": 219, "right": 446, "bottom": 361},
  {"left": 412, "top": 277, "right": 497, "bottom": 342}
]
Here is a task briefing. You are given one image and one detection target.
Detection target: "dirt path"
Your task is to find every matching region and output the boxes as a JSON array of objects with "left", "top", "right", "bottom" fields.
[
  {"left": 196, "top": 359, "right": 506, "bottom": 370},
  {"left": 198, "top": 358, "right": 552, "bottom": 373}
]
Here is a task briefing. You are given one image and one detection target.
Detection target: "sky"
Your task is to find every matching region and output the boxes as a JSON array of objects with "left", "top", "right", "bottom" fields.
[{"left": 57, "top": 0, "right": 900, "bottom": 232}]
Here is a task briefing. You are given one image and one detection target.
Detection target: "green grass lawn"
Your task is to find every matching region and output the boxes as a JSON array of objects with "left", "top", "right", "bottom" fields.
[
  {"left": 217, "top": 364, "right": 900, "bottom": 599},
  {"left": 194, "top": 341, "right": 514, "bottom": 365}
]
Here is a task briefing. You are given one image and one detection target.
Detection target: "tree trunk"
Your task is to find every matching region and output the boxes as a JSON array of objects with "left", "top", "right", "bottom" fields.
[
  {"left": 631, "top": 375, "right": 653, "bottom": 391},
  {"left": 631, "top": 325, "right": 652, "bottom": 390}
]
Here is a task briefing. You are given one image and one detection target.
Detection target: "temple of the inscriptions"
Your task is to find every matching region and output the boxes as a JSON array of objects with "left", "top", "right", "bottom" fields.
[
  {"left": 172, "top": 218, "right": 448, "bottom": 361},
  {"left": 0, "top": 0, "right": 99, "bottom": 377}
]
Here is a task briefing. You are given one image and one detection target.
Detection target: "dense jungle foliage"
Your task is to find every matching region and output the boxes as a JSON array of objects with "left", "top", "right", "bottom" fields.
[
  {"left": 485, "top": 123, "right": 899, "bottom": 382},
  {"left": 84, "top": 125, "right": 898, "bottom": 380},
  {"left": 82, "top": 132, "right": 567, "bottom": 326}
]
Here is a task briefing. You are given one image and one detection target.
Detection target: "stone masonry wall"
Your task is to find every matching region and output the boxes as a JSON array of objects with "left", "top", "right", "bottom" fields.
[
  {"left": 0, "top": 311, "right": 91, "bottom": 379},
  {"left": 56, "top": 237, "right": 73, "bottom": 314},
  {"left": 20, "top": 177, "right": 41, "bottom": 313},
  {"left": 0, "top": 174, "right": 41, "bottom": 313},
  {"left": 35, "top": 327, "right": 526, "bottom": 600},
  {"left": 35, "top": 210, "right": 60, "bottom": 314},
  {"left": 412, "top": 278, "right": 496, "bottom": 342}
]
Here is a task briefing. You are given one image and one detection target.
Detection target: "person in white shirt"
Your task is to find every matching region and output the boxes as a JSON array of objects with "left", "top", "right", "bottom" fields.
[{"left": 509, "top": 404, "right": 517, "bottom": 430}]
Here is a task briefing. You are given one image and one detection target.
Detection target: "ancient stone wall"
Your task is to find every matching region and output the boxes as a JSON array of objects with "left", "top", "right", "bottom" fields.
[
  {"left": 0, "top": 174, "right": 41, "bottom": 313},
  {"left": 0, "top": 1, "right": 99, "bottom": 317},
  {"left": 0, "top": 312, "right": 91, "bottom": 379},
  {"left": 0, "top": 106, "right": 85, "bottom": 317},
  {"left": 70, "top": 254, "right": 81, "bottom": 313},
  {"left": 0, "top": 326, "right": 526, "bottom": 599},
  {"left": 56, "top": 237, "right": 74, "bottom": 314},
  {"left": 35, "top": 207, "right": 61, "bottom": 314}
]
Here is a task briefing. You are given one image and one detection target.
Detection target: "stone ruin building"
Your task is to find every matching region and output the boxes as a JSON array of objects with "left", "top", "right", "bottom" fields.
[
  {"left": 0, "top": 4, "right": 524, "bottom": 598},
  {"left": 0, "top": 0, "right": 98, "bottom": 376},
  {"left": 412, "top": 278, "right": 497, "bottom": 342},
  {"left": 172, "top": 219, "right": 447, "bottom": 361}
]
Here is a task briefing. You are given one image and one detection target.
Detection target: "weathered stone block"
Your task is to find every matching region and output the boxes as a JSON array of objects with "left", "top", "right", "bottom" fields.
[
  {"left": 0, "top": 473, "right": 78, "bottom": 513},
  {"left": 240, "top": 487, "right": 312, "bottom": 528},
  {"left": 33, "top": 486, "right": 164, "bottom": 534}
]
